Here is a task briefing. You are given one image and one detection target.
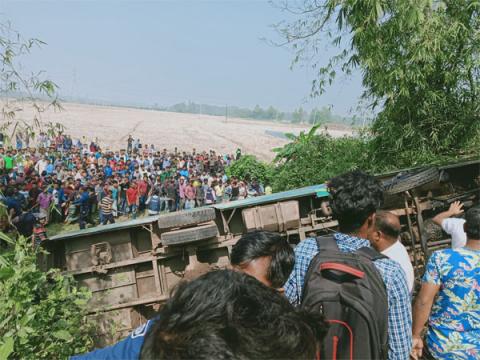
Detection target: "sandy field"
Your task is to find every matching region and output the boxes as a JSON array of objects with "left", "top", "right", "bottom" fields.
[{"left": 23, "top": 102, "right": 352, "bottom": 161}]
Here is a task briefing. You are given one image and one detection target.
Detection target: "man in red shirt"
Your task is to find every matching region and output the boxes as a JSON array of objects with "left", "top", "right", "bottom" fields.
[
  {"left": 136, "top": 175, "right": 148, "bottom": 212},
  {"left": 184, "top": 180, "right": 197, "bottom": 209},
  {"left": 126, "top": 182, "right": 139, "bottom": 219}
]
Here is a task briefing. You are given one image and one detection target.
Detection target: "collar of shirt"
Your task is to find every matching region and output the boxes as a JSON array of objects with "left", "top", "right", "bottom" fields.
[{"left": 332, "top": 232, "right": 370, "bottom": 251}]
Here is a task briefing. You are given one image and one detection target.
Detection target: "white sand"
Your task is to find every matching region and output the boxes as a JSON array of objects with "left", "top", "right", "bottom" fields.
[{"left": 17, "top": 102, "right": 352, "bottom": 161}]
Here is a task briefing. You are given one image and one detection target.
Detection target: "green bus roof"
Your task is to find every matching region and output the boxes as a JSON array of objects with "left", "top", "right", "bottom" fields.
[
  {"left": 49, "top": 215, "right": 160, "bottom": 241},
  {"left": 213, "top": 184, "right": 329, "bottom": 211},
  {"left": 49, "top": 184, "right": 329, "bottom": 241}
]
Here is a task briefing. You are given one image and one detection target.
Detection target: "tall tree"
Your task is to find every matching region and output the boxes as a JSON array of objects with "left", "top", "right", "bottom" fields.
[{"left": 277, "top": 0, "right": 480, "bottom": 168}]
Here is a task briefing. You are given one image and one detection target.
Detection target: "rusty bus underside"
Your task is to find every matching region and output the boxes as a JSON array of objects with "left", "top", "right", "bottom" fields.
[{"left": 43, "top": 159, "right": 480, "bottom": 346}]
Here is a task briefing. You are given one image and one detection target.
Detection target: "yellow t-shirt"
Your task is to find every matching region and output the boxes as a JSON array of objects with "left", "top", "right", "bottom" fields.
[{"left": 215, "top": 185, "right": 224, "bottom": 197}]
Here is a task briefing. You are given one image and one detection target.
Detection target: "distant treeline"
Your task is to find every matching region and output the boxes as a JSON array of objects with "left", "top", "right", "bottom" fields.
[
  {"left": 25, "top": 93, "right": 361, "bottom": 126},
  {"left": 159, "top": 101, "right": 359, "bottom": 126}
]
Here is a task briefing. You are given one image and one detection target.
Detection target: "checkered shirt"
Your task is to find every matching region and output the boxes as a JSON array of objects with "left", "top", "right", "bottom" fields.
[{"left": 284, "top": 233, "right": 412, "bottom": 360}]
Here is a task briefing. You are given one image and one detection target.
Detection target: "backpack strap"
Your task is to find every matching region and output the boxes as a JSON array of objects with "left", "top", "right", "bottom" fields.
[
  {"left": 356, "top": 246, "right": 388, "bottom": 261},
  {"left": 315, "top": 235, "right": 340, "bottom": 253}
]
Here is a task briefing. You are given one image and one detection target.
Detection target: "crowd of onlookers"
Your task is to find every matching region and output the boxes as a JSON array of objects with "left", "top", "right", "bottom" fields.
[
  {"left": 0, "top": 132, "right": 271, "bottom": 244},
  {"left": 73, "top": 170, "right": 479, "bottom": 360},
  {"left": 2, "top": 131, "right": 478, "bottom": 359}
]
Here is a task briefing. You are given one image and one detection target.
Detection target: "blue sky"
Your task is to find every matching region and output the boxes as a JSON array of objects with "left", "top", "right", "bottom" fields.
[{"left": 1, "top": 0, "right": 363, "bottom": 116}]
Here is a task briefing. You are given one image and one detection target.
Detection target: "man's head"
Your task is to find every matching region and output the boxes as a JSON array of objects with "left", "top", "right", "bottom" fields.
[
  {"left": 140, "top": 270, "right": 327, "bottom": 360},
  {"left": 230, "top": 231, "right": 294, "bottom": 290},
  {"left": 369, "top": 211, "right": 401, "bottom": 252},
  {"left": 328, "top": 170, "right": 383, "bottom": 236},
  {"left": 464, "top": 206, "right": 480, "bottom": 240}
]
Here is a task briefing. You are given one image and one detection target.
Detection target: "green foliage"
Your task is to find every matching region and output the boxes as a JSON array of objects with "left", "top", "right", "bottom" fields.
[
  {"left": 0, "top": 235, "right": 94, "bottom": 359},
  {"left": 272, "top": 131, "right": 371, "bottom": 191},
  {"left": 226, "top": 155, "right": 274, "bottom": 185},
  {"left": 277, "top": 0, "right": 480, "bottom": 170},
  {"left": 273, "top": 124, "right": 320, "bottom": 162},
  {"left": 0, "top": 22, "right": 64, "bottom": 145}
]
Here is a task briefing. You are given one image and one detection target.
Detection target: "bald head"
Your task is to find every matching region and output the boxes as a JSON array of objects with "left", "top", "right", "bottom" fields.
[{"left": 375, "top": 211, "right": 401, "bottom": 243}]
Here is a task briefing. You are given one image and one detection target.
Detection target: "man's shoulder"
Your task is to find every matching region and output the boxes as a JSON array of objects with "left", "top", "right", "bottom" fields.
[
  {"left": 373, "top": 255, "right": 404, "bottom": 274},
  {"left": 371, "top": 255, "right": 407, "bottom": 289},
  {"left": 294, "top": 237, "right": 319, "bottom": 257},
  {"left": 432, "top": 247, "right": 477, "bottom": 262},
  {"left": 441, "top": 217, "right": 465, "bottom": 231}
]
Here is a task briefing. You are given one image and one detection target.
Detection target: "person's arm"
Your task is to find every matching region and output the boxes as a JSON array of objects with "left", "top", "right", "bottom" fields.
[
  {"left": 383, "top": 263, "right": 412, "bottom": 360},
  {"left": 432, "top": 201, "right": 463, "bottom": 226},
  {"left": 410, "top": 251, "right": 442, "bottom": 360},
  {"left": 411, "top": 283, "right": 440, "bottom": 360}
]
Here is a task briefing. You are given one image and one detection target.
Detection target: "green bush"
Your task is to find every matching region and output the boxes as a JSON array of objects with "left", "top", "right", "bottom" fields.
[
  {"left": 226, "top": 155, "right": 274, "bottom": 185},
  {"left": 0, "top": 234, "right": 94, "bottom": 359},
  {"left": 272, "top": 133, "right": 371, "bottom": 191}
]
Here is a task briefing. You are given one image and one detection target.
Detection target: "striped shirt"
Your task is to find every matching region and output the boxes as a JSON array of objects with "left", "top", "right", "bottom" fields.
[
  {"left": 284, "top": 233, "right": 412, "bottom": 360},
  {"left": 100, "top": 196, "right": 113, "bottom": 215}
]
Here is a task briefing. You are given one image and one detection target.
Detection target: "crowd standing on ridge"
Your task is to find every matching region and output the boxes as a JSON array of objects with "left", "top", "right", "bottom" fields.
[
  {"left": 2, "top": 131, "right": 478, "bottom": 360},
  {"left": 0, "top": 132, "right": 271, "bottom": 244},
  {"left": 73, "top": 170, "right": 479, "bottom": 360}
]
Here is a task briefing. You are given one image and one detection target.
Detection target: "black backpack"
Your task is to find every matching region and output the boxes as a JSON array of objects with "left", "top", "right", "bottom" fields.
[{"left": 301, "top": 236, "right": 389, "bottom": 360}]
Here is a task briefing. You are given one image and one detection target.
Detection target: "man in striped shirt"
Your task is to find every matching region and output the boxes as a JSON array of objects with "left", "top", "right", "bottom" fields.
[
  {"left": 284, "top": 170, "right": 412, "bottom": 359},
  {"left": 99, "top": 189, "right": 115, "bottom": 225}
]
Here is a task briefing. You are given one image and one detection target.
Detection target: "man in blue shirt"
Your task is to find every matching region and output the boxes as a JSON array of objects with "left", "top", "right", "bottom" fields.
[
  {"left": 72, "top": 231, "right": 295, "bottom": 359},
  {"left": 45, "top": 160, "right": 55, "bottom": 175},
  {"left": 139, "top": 270, "right": 326, "bottom": 359},
  {"left": 178, "top": 166, "right": 189, "bottom": 179},
  {"left": 411, "top": 206, "right": 480, "bottom": 360},
  {"left": 73, "top": 270, "right": 325, "bottom": 359},
  {"left": 71, "top": 319, "right": 156, "bottom": 360},
  {"left": 73, "top": 187, "right": 90, "bottom": 230},
  {"left": 103, "top": 164, "right": 113, "bottom": 178},
  {"left": 4, "top": 187, "right": 21, "bottom": 218},
  {"left": 284, "top": 170, "right": 412, "bottom": 360}
]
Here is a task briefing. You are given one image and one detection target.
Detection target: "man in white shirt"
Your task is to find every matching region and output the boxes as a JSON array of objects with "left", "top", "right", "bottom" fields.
[
  {"left": 369, "top": 210, "right": 415, "bottom": 293},
  {"left": 432, "top": 201, "right": 466, "bottom": 248},
  {"left": 34, "top": 156, "right": 49, "bottom": 175}
]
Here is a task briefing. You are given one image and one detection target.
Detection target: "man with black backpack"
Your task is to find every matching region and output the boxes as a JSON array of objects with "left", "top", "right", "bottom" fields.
[{"left": 285, "top": 170, "right": 412, "bottom": 360}]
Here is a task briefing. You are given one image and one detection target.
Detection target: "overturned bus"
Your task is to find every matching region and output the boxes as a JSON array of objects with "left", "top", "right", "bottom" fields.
[{"left": 43, "top": 158, "right": 480, "bottom": 345}]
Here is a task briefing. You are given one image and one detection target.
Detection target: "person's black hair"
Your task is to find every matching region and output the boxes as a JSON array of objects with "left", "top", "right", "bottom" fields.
[
  {"left": 140, "top": 270, "right": 327, "bottom": 360},
  {"left": 375, "top": 211, "right": 401, "bottom": 241},
  {"left": 5, "top": 187, "right": 14, "bottom": 197},
  {"left": 465, "top": 206, "right": 480, "bottom": 240},
  {"left": 328, "top": 170, "right": 383, "bottom": 233},
  {"left": 230, "top": 231, "right": 294, "bottom": 288}
]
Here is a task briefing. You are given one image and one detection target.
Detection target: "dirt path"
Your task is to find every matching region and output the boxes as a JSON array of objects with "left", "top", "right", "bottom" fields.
[{"left": 120, "top": 120, "right": 144, "bottom": 141}]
